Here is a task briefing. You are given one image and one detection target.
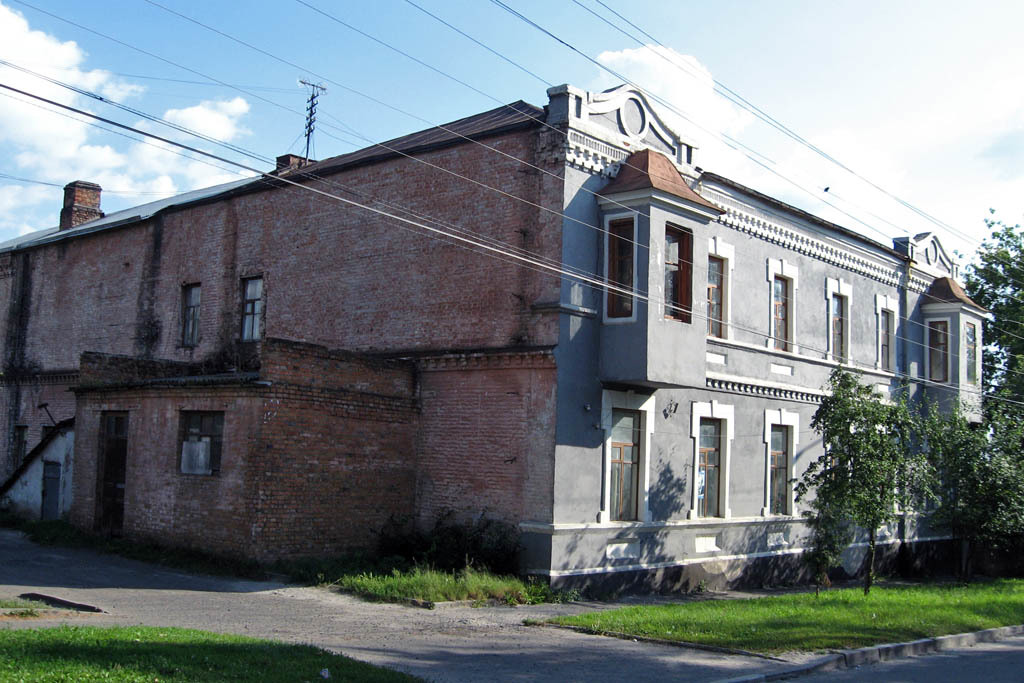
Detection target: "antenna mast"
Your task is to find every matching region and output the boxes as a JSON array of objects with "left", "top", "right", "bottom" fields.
[{"left": 299, "top": 79, "right": 326, "bottom": 162}]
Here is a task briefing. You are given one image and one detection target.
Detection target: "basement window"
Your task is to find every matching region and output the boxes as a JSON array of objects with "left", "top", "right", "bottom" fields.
[{"left": 179, "top": 412, "right": 224, "bottom": 476}]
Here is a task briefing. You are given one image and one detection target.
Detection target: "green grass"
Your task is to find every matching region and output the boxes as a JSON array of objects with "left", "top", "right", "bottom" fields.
[
  {"left": 0, "top": 625, "right": 416, "bottom": 682},
  {"left": 549, "top": 579, "right": 1024, "bottom": 654},
  {"left": 335, "top": 566, "right": 579, "bottom": 605},
  {"left": 0, "top": 597, "right": 45, "bottom": 609}
]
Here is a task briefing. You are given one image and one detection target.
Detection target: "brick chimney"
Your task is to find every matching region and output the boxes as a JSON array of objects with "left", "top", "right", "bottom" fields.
[
  {"left": 275, "top": 154, "right": 307, "bottom": 172},
  {"left": 59, "top": 180, "right": 103, "bottom": 230}
]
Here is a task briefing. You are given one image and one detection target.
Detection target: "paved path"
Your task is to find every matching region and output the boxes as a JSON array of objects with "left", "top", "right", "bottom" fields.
[{"left": 0, "top": 529, "right": 804, "bottom": 682}]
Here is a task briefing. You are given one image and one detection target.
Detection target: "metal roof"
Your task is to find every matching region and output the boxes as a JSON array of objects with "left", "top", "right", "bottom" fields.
[{"left": 1, "top": 100, "right": 546, "bottom": 253}]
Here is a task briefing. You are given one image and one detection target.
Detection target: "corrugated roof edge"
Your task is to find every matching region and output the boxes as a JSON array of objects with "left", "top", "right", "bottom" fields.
[
  {"left": 700, "top": 171, "right": 908, "bottom": 261},
  {"left": 0, "top": 100, "right": 546, "bottom": 254}
]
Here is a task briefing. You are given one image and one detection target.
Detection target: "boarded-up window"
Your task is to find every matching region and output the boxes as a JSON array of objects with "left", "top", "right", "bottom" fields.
[{"left": 180, "top": 412, "right": 224, "bottom": 475}]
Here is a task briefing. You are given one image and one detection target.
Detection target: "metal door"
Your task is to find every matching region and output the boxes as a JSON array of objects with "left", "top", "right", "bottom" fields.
[
  {"left": 98, "top": 412, "right": 128, "bottom": 536},
  {"left": 41, "top": 461, "right": 61, "bottom": 520}
]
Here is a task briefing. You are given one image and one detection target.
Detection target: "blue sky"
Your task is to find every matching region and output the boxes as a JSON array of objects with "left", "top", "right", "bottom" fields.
[{"left": 2, "top": 0, "right": 1023, "bottom": 262}]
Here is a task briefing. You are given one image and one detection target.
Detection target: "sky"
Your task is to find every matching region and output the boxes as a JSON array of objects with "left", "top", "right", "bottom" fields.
[{"left": 2, "top": 0, "right": 1023, "bottom": 266}]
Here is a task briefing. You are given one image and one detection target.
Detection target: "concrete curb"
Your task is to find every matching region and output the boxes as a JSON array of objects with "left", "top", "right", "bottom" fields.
[
  {"left": 538, "top": 622, "right": 787, "bottom": 662},
  {"left": 719, "top": 624, "right": 1024, "bottom": 682},
  {"left": 18, "top": 592, "right": 105, "bottom": 613}
]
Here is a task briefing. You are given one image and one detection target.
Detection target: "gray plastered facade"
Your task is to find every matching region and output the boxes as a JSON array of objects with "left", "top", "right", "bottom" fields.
[{"left": 527, "top": 84, "right": 986, "bottom": 588}]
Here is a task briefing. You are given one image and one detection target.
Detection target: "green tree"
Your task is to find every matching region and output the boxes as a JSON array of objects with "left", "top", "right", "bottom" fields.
[
  {"left": 796, "top": 369, "right": 926, "bottom": 595},
  {"left": 962, "top": 212, "right": 1024, "bottom": 398}
]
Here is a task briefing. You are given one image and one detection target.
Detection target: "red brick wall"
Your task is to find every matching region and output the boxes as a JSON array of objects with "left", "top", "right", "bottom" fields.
[
  {"left": 415, "top": 351, "right": 557, "bottom": 527},
  {"left": 0, "top": 128, "right": 565, "bottom": 481},
  {"left": 70, "top": 343, "right": 420, "bottom": 561}
]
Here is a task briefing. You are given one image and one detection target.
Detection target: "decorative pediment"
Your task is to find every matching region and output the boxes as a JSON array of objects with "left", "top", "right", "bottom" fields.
[
  {"left": 893, "top": 232, "right": 959, "bottom": 279},
  {"left": 546, "top": 84, "right": 696, "bottom": 176}
]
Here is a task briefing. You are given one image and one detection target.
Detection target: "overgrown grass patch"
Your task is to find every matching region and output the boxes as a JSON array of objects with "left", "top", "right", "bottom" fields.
[
  {"left": 0, "top": 625, "right": 416, "bottom": 682},
  {"left": 549, "top": 579, "right": 1024, "bottom": 653},
  {"left": 336, "top": 567, "right": 579, "bottom": 605}
]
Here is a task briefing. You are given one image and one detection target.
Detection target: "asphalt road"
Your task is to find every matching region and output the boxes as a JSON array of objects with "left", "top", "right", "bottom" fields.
[
  {"left": 0, "top": 529, "right": 806, "bottom": 682},
  {"left": 798, "top": 635, "right": 1024, "bottom": 682}
]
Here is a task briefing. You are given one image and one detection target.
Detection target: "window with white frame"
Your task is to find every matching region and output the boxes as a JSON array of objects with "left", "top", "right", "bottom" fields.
[
  {"left": 875, "top": 294, "right": 898, "bottom": 372},
  {"left": 826, "top": 278, "right": 852, "bottom": 362},
  {"left": 965, "top": 322, "right": 979, "bottom": 385},
  {"left": 605, "top": 216, "right": 636, "bottom": 320},
  {"left": 707, "top": 237, "right": 734, "bottom": 339},
  {"left": 690, "top": 401, "right": 733, "bottom": 519},
  {"left": 600, "top": 390, "right": 654, "bottom": 523},
  {"left": 763, "top": 409, "right": 799, "bottom": 516},
  {"left": 767, "top": 259, "right": 798, "bottom": 352},
  {"left": 927, "top": 319, "right": 950, "bottom": 383}
]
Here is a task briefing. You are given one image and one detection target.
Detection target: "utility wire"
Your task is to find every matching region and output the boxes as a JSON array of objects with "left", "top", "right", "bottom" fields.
[{"left": 5, "top": 79, "right": 1023, "bottom": 410}]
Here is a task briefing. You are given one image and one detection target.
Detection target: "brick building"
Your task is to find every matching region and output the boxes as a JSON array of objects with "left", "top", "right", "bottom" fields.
[{"left": 0, "top": 84, "right": 986, "bottom": 588}]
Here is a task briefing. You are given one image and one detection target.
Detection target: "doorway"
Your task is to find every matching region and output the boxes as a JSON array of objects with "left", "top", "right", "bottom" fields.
[
  {"left": 41, "top": 461, "right": 61, "bottom": 520},
  {"left": 98, "top": 412, "right": 128, "bottom": 536}
]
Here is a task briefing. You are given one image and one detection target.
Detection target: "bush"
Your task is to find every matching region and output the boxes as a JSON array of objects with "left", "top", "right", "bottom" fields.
[{"left": 376, "top": 511, "right": 521, "bottom": 575}]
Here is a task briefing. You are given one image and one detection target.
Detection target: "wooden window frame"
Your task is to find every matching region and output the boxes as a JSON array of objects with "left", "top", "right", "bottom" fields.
[
  {"left": 240, "top": 277, "right": 263, "bottom": 341},
  {"left": 769, "top": 425, "right": 789, "bottom": 515},
  {"left": 606, "top": 219, "right": 635, "bottom": 319},
  {"left": 773, "top": 276, "right": 790, "bottom": 351},
  {"left": 928, "top": 320, "right": 950, "bottom": 383},
  {"left": 831, "top": 293, "right": 847, "bottom": 362},
  {"left": 880, "top": 309, "right": 894, "bottom": 372},
  {"left": 965, "top": 322, "right": 978, "bottom": 384},
  {"left": 664, "top": 225, "right": 692, "bottom": 323},
  {"left": 179, "top": 411, "right": 224, "bottom": 476},
  {"left": 697, "top": 418, "right": 722, "bottom": 518},
  {"left": 707, "top": 255, "right": 725, "bottom": 337},
  {"left": 609, "top": 408, "right": 641, "bottom": 522},
  {"left": 181, "top": 283, "right": 201, "bottom": 347}
]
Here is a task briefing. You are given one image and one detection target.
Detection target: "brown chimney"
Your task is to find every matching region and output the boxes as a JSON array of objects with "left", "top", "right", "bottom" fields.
[
  {"left": 59, "top": 180, "right": 103, "bottom": 230},
  {"left": 275, "top": 154, "right": 307, "bottom": 172}
]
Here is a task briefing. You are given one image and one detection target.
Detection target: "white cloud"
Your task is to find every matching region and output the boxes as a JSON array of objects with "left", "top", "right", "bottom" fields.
[
  {"left": 164, "top": 97, "right": 251, "bottom": 142},
  {"left": 0, "top": 1, "right": 253, "bottom": 241}
]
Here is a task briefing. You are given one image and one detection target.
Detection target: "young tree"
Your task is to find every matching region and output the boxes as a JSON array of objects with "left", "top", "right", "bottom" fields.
[
  {"left": 962, "top": 212, "right": 1024, "bottom": 398},
  {"left": 797, "top": 368, "right": 925, "bottom": 595}
]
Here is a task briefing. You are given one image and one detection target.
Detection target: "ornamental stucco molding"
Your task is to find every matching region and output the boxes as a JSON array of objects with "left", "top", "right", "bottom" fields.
[
  {"left": 703, "top": 188, "right": 924, "bottom": 291},
  {"left": 706, "top": 376, "right": 822, "bottom": 404}
]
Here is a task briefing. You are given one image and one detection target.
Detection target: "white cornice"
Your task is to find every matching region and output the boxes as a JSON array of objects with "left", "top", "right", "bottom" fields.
[{"left": 597, "top": 187, "right": 721, "bottom": 221}]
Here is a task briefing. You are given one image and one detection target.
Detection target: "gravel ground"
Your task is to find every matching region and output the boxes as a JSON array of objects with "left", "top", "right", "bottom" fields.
[{"left": 0, "top": 529, "right": 809, "bottom": 682}]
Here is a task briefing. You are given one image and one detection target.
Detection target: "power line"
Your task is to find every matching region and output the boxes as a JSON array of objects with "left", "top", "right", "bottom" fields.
[{"left": 5, "top": 79, "right": 1023, "bottom": 411}]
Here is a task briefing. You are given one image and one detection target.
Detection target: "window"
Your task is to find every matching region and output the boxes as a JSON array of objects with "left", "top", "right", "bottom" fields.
[
  {"left": 880, "top": 310, "right": 893, "bottom": 371},
  {"left": 606, "top": 219, "right": 634, "bottom": 318},
  {"left": 767, "top": 259, "right": 799, "bottom": 353},
  {"left": 707, "top": 256, "right": 725, "bottom": 337},
  {"left": 601, "top": 390, "right": 654, "bottom": 523},
  {"left": 763, "top": 408, "right": 799, "bottom": 516},
  {"left": 773, "top": 276, "right": 789, "bottom": 351},
  {"left": 770, "top": 426, "right": 789, "bottom": 515},
  {"left": 665, "top": 225, "right": 692, "bottom": 322},
  {"left": 965, "top": 322, "right": 978, "bottom": 384},
  {"left": 179, "top": 412, "right": 224, "bottom": 476},
  {"left": 928, "top": 320, "right": 949, "bottom": 382},
  {"left": 826, "top": 278, "right": 852, "bottom": 362},
  {"left": 831, "top": 294, "right": 847, "bottom": 361},
  {"left": 697, "top": 418, "right": 722, "bottom": 518},
  {"left": 241, "top": 277, "right": 263, "bottom": 340},
  {"left": 610, "top": 409, "right": 640, "bottom": 521},
  {"left": 182, "top": 284, "right": 201, "bottom": 347}
]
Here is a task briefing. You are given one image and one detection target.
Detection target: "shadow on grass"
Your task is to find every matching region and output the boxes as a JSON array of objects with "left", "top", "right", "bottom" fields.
[{"left": 0, "top": 625, "right": 415, "bottom": 682}]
